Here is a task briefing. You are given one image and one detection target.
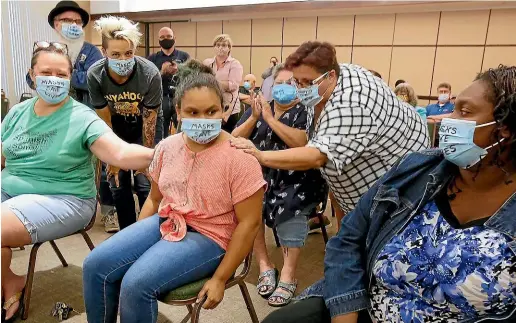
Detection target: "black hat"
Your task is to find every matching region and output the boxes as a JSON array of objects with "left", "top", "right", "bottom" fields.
[{"left": 48, "top": 1, "right": 89, "bottom": 28}]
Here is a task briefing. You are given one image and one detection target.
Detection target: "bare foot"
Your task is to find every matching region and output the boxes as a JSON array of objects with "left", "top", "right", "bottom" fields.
[{"left": 3, "top": 274, "right": 26, "bottom": 320}]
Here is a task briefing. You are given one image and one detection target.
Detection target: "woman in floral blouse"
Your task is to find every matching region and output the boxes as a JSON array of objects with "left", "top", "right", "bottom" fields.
[{"left": 262, "top": 65, "right": 516, "bottom": 322}]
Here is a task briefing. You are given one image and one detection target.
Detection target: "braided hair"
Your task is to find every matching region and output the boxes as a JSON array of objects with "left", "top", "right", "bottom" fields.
[
  {"left": 475, "top": 65, "right": 516, "bottom": 169},
  {"left": 173, "top": 59, "right": 224, "bottom": 109}
]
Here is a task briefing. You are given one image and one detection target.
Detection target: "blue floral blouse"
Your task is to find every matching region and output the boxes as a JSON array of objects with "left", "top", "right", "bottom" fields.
[{"left": 369, "top": 200, "right": 516, "bottom": 322}]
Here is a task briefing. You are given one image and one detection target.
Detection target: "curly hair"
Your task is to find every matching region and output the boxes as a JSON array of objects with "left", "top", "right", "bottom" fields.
[
  {"left": 475, "top": 65, "right": 516, "bottom": 170},
  {"left": 394, "top": 83, "right": 418, "bottom": 107},
  {"left": 173, "top": 59, "right": 224, "bottom": 109}
]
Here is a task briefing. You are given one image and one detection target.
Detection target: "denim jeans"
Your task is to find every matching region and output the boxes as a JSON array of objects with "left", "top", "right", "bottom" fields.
[
  {"left": 83, "top": 215, "right": 225, "bottom": 323},
  {"left": 109, "top": 171, "right": 150, "bottom": 230}
]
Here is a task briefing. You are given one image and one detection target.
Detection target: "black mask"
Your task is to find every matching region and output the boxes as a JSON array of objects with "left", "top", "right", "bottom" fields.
[{"left": 159, "top": 39, "right": 175, "bottom": 50}]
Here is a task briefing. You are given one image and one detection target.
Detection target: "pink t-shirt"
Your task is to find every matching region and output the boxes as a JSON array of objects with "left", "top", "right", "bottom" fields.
[
  {"left": 149, "top": 134, "right": 266, "bottom": 250},
  {"left": 203, "top": 56, "right": 243, "bottom": 115}
]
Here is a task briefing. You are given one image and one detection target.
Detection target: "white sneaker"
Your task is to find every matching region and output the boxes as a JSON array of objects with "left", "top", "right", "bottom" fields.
[{"left": 104, "top": 209, "right": 120, "bottom": 233}]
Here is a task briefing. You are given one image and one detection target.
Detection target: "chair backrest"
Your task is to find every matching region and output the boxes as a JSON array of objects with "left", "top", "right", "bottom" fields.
[{"left": 84, "top": 159, "right": 102, "bottom": 231}]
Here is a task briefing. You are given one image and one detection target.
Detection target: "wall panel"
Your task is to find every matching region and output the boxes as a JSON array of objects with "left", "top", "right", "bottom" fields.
[
  {"left": 252, "top": 18, "right": 283, "bottom": 45},
  {"left": 197, "top": 21, "right": 222, "bottom": 46},
  {"left": 389, "top": 47, "right": 435, "bottom": 96},
  {"left": 438, "top": 10, "right": 489, "bottom": 45},
  {"left": 223, "top": 20, "right": 251, "bottom": 46},
  {"left": 171, "top": 22, "right": 196, "bottom": 46},
  {"left": 150, "top": 22, "right": 171, "bottom": 47},
  {"left": 393, "top": 12, "right": 439, "bottom": 45},
  {"left": 251, "top": 47, "right": 282, "bottom": 85},
  {"left": 432, "top": 47, "right": 484, "bottom": 96},
  {"left": 231, "top": 47, "right": 251, "bottom": 77},
  {"left": 351, "top": 47, "right": 392, "bottom": 81},
  {"left": 283, "top": 17, "right": 316, "bottom": 46},
  {"left": 354, "top": 14, "right": 395, "bottom": 46},
  {"left": 482, "top": 47, "right": 516, "bottom": 70},
  {"left": 486, "top": 9, "right": 516, "bottom": 45},
  {"left": 317, "top": 16, "right": 354, "bottom": 45}
]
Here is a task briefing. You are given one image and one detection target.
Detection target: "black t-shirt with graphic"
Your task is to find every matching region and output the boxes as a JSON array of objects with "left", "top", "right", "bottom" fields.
[{"left": 88, "top": 56, "right": 162, "bottom": 143}]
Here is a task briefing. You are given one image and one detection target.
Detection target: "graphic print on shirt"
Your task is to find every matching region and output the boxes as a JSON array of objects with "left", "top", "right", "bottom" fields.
[
  {"left": 3, "top": 127, "right": 58, "bottom": 160},
  {"left": 370, "top": 201, "right": 516, "bottom": 322},
  {"left": 104, "top": 92, "right": 143, "bottom": 117}
]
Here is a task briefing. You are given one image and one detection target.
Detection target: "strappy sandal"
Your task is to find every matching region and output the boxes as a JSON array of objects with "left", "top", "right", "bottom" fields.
[
  {"left": 3, "top": 288, "right": 25, "bottom": 323},
  {"left": 256, "top": 268, "right": 279, "bottom": 298},
  {"left": 268, "top": 281, "right": 297, "bottom": 307}
]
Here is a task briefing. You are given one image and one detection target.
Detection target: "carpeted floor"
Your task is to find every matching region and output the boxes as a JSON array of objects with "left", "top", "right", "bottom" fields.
[{"left": 9, "top": 204, "right": 336, "bottom": 323}]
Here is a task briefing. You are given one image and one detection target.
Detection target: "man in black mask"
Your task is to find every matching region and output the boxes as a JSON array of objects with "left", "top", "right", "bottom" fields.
[{"left": 148, "top": 27, "right": 190, "bottom": 137}]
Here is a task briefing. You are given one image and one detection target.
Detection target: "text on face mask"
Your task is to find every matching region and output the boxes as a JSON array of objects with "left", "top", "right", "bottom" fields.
[
  {"left": 40, "top": 78, "right": 67, "bottom": 87},
  {"left": 439, "top": 125, "right": 457, "bottom": 135},
  {"left": 190, "top": 123, "right": 216, "bottom": 130}
]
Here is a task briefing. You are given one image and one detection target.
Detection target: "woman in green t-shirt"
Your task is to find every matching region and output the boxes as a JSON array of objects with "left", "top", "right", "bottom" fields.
[{"left": 1, "top": 43, "right": 153, "bottom": 321}]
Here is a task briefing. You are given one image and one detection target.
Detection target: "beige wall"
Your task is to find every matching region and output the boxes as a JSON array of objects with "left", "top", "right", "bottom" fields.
[{"left": 91, "top": 8, "right": 516, "bottom": 100}]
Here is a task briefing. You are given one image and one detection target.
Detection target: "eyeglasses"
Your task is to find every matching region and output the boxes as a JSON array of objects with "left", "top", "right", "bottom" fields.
[
  {"left": 33, "top": 41, "right": 68, "bottom": 55},
  {"left": 215, "top": 43, "right": 229, "bottom": 48},
  {"left": 55, "top": 18, "right": 83, "bottom": 25},
  {"left": 293, "top": 71, "right": 330, "bottom": 88}
]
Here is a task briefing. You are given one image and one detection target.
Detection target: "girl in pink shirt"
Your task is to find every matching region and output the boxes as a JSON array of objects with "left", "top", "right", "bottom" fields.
[{"left": 83, "top": 60, "right": 266, "bottom": 323}]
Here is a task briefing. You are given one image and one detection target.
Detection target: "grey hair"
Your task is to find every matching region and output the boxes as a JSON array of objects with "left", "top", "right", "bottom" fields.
[{"left": 273, "top": 63, "right": 289, "bottom": 80}]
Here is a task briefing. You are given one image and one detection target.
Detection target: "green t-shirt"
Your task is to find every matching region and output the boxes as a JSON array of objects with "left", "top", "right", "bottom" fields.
[{"left": 1, "top": 97, "right": 110, "bottom": 198}]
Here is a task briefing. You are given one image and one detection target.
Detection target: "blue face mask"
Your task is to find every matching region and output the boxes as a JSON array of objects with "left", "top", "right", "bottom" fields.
[
  {"left": 296, "top": 71, "right": 329, "bottom": 107},
  {"left": 60, "top": 23, "right": 83, "bottom": 40},
  {"left": 439, "top": 118, "right": 500, "bottom": 169},
  {"left": 35, "top": 76, "right": 70, "bottom": 104},
  {"left": 243, "top": 82, "right": 251, "bottom": 90},
  {"left": 108, "top": 57, "right": 135, "bottom": 76},
  {"left": 181, "top": 118, "right": 222, "bottom": 144},
  {"left": 438, "top": 93, "right": 450, "bottom": 103},
  {"left": 272, "top": 83, "right": 297, "bottom": 105}
]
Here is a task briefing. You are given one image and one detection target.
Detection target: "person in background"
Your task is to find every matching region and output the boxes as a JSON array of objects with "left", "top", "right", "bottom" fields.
[
  {"left": 426, "top": 82, "right": 455, "bottom": 120},
  {"left": 231, "top": 41, "right": 429, "bottom": 234},
  {"left": 83, "top": 60, "right": 266, "bottom": 323},
  {"left": 26, "top": 0, "right": 102, "bottom": 107},
  {"left": 203, "top": 34, "right": 243, "bottom": 132},
  {"left": 148, "top": 27, "right": 190, "bottom": 137},
  {"left": 394, "top": 82, "right": 427, "bottom": 122},
  {"left": 262, "top": 56, "right": 279, "bottom": 80},
  {"left": 395, "top": 79, "right": 406, "bottom": 87},
  {"left": 88, "top": 16, "right": 163, "bottom": 232},
  {"left": 262, "top": 64, "right": 516, "bottom": 323},
  {"left": 233, "top": 65, "right": 327, "bottom": 307},
  {"left": 239, "top": 73, "right": 258, "bottom": 111},
  {"left": 2, "top": 44, "right": 153, "bottom": 322}
]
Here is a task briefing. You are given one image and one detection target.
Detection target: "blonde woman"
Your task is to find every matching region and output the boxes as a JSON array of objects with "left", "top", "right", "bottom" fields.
[
  {"left": 394, "top": 83, "right": 427, "bottom": 122},
  {"left": 87, "top": 16, "right": 163, "bottom": 231},
  {"left": 203, "top": 34, "right": 243, "bottom": 132}
]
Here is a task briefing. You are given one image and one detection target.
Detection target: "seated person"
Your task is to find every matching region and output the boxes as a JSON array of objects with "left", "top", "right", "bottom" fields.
[
  {"left": 239, "top": 73, "right": 259, "bottom": 111},
  {"left": 394, "top": 82, "right": 427, "bottom": 122},
  {"left": 232, "top": 65, "right": 327, "bottom": 307},
  {"left": 262, "top": 65, "right": 516, "bottom": 323},
  {"left": 82, "top": 60, "right": 266, "bottom": 323},
  {"left": 88, "top": 16, "right": 164, "bottom": 231},
  {"left": 426, "top": 82, "right": 454, "bottom": 121},
  {"left": 1, "top": 44, "right": 153, "bottom": 322}
]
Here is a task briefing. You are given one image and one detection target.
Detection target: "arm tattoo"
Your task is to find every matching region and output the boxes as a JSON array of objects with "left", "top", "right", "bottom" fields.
[{"left": 142, "top": 108, "right": 157, "bottom": 148}]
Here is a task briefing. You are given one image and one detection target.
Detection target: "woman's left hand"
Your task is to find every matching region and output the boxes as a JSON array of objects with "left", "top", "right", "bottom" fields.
[
  {"left": 230, "top": 137, "right": 263, "bottom": 163},
  {"left": 197, "top": 278, "right": 226, "bottom": 309}
]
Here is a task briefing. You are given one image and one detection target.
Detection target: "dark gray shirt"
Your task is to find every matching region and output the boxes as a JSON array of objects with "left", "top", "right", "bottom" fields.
[{"left": 87, "top": 56, "right": 162, "bottom": 143}]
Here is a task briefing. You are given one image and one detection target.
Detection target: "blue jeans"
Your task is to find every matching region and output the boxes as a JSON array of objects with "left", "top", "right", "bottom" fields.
[{"left": 83, "top": 215, "right": 225, "bottom": 323}]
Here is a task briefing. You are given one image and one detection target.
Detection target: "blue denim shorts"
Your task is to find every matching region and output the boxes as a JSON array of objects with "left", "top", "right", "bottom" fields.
[
  {"left": 276, "top": 215, "right": 309, "bottom": 248},
  {"left": 1, "top": 190, "right": 96, "bottom": 244}
]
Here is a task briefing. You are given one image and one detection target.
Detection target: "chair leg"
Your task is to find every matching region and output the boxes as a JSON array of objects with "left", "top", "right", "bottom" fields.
[
  {"left": 179, "top": 305, "right": 193, "bottom": 323},
  {"left": 22, "top": 243, "right": 42, "bottom": 320},
  {"left": 80, "top": 231, "right": 95, "bottom": 251},
  {"left": 272, "top": 227, "right": 281, "bottom": 248},
  {"left": 317, "top": 212, "right": 329, "bottom": 244},
  {"left": 190, "top": 302, "right": 203, "bottom": 323},
  {"left": 49, "top": 241, "right": 68, "bottom": 267},
  {"left": 238, "top": 281, "right": 259, "bottom": 323}
]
